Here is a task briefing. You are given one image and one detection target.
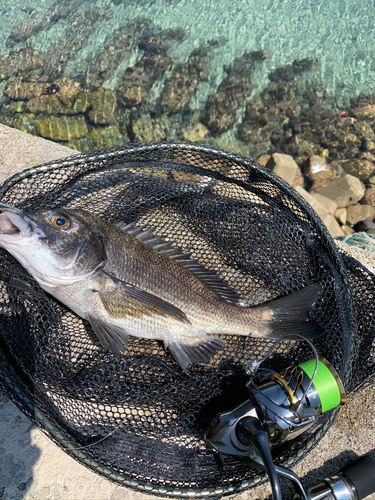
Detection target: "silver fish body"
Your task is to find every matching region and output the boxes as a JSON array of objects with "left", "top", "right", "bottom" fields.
[{"left": 0, "top": 204, "right": 321, "bottom": 371}]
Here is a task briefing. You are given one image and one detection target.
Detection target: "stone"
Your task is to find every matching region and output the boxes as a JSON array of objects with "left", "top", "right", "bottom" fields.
[
  {"left": 131, "top": 116, "right": 167, "bottom": 142},
  {"left": 304, "top": 155, "right": 339, "bottom": 189},
  {"left": 335, "top": 207, "right": 347, "bottom": 225},
  {"left": 320, "top": 213, "right": 345, "bottom": 238},
  {"left": 312, "top": 174, "right": 365, "bottom": 208},
  {"left": 346, "top": 204, "right": 375, "bottom": 225},
  {"left": 86, "top": 89, "right": 117, "bottom": 125},
  {"left": 160, "top": 46, "right": 211, "bottom": 114},
  {"left": 202, "top": 51, "right": 266, "bottom": 136},
  {"left": 182, "top": 123, "right": 210, "bottom": 143},
  {"left": 34, "top": 116, "right": 87, "bottom": 141},
  {"left": 353, "top": 220, "right": 375, "bottom": 232},
  {"left": 361, "top": 186, "right": 375, "bottom": 209},
  {"left": 85, "top": 18, "right": 154, "bottom": 89},
  {"left": 257, "top": 154, "right": 271, "bottom": 166},
  {"left": 311, "top": 193, "right": 337, "bottom": 215},
  {"left": 294, "top": 186, "right": 328, "bottom": 217},
  {"left": 117, "top": 35, "right": 172, "bottom": 109},
  {"left": 0, "top": 48, "right": 44, "bottom": 81},
  {"left": 342, "top": 157, "right": 375, "bottom": 181},
  {"left": 266, "top": 153, "right": 299, "bottom": 185},
  {"left": 341, "top": 224, "right": 355, "bottom": 235}
]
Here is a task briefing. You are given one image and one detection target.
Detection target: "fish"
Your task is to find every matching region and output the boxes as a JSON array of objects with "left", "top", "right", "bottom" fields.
[{"left": 0, "top": 203, "right": 321, "bottom": 372}]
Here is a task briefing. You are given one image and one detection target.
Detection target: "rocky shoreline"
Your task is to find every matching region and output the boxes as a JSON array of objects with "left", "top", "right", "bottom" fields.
[{"left": 257, "top": 152, "right": 375, "bottom": 239}]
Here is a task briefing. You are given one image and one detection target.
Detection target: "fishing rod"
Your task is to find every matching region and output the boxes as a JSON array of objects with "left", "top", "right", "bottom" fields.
[{"left": 206, "top": 336, "right": 375, "bottom": 500}]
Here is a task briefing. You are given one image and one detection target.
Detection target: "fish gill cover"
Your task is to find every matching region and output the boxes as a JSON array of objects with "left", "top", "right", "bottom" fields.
[{"left": 0, "top": 142, "right": 373, "bottom": 496}]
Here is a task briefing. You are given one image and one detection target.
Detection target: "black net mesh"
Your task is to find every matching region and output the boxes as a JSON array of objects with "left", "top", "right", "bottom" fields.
[{"left": 0, "top": 142, "right": 373, "bottom": 498}]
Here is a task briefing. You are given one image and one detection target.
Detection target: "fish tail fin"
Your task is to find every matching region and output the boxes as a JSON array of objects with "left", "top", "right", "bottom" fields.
[
  {"left": 167, "top": 336, "right": 226, "bottom": 373},
  {"left": 266, "top": 284, "right": 322, "bottom": 340}
]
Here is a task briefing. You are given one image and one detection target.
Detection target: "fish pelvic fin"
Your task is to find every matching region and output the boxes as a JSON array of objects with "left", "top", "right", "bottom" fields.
[
  {"left": 88, "top": 313, "right": 129, "bottom": 355},
  {"left": 265, "top": 285, "right": 322, "bottom": 340},
  {"left": 166, "top": 336, "right": 226, "bottom": 373}
]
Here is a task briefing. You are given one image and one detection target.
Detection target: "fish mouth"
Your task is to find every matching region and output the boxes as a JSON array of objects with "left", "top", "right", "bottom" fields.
[{"left": 0, "top": 204, "right": 32, "bottom": 241}]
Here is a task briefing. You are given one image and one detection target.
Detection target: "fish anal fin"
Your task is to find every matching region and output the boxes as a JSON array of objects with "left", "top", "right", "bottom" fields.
[
  {"left": 118, "top": 223, "right": 242, "bottom": 305},
  {"left": 88, "top": 313, "right": 129, "bottom": 355},
  {"left": 167, "top": 336, "right": 226, "bottom": 373}
]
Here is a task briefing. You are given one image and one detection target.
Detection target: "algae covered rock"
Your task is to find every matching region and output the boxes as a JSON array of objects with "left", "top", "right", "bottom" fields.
[
  {"left": 131, "top": 115, "right": 167, "bottom": 142},
  {"left": 202, "top": 51, "right": 266, "bottom": 136},
  {"left": 0, "top": 48, "right": 44, "bottom": 81},
  {"left": 117, "top": 35, "right": 172, "bottom": 109},
  {"left": 85, "top": 18, "right": 154, "bottom": 89},
  {"left": 160, "top": 46, "right": 211, "bottom": 114},
  {"left": 34, "top": 116, "right": 88, "bottom": 141}
]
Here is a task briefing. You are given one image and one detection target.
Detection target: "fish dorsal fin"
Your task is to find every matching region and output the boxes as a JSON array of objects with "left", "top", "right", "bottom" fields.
[{"left": 118, "top": 222, "right": 243, "bottom": 305}]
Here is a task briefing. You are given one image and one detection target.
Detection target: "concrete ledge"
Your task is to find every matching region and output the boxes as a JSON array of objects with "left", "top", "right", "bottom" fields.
[{"left": 0, "top": 124, "right": 374, "bottom": 500}]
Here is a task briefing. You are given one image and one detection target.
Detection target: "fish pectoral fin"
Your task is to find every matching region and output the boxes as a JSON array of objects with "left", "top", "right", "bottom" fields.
[
  {"left": 97, "top": 273, "right": 190, "bottom": 323},
  {"left": 88, "top": 313, "right": 129, "bottom": 355},
  {"left": 167, "top": 336, "right": 226, "bottom": 373}
]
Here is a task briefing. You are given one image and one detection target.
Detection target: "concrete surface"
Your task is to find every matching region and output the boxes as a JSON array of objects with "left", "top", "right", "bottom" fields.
[{"left": 0, "top": 123, "right": 374, "bottom": 500}]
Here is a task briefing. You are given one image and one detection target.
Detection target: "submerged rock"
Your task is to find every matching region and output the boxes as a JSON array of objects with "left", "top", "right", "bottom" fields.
[
  {"left": 202, "top": 51, "right": 266, "bottom": 136},
  {"left": 8, "top": 0, "right": 82, "bottom": 43},
  {"left": 0, "top": 48, "right": 44, "bottom": 81},
  {"left": 85, "top": 18, "right": 154, "bottom": 89},
  {"left": 42, "top": 7, "right": 112, "bottom": 79},
  {"left": 34, "top": 116, "right": 88, "bottom": 141},
  {"left": 74, "top": 89, "right": 117, "bottom": 124},
  {"left": 117, "top": 35, "right": 172, "bottom": 108},
  {"left": 160, "top": 46, "right": 211, "bottom": 114}
]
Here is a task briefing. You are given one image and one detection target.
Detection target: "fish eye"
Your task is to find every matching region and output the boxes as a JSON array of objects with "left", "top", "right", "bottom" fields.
[{"left": 50, "top": 213, "right": 71, "bottom": 230}]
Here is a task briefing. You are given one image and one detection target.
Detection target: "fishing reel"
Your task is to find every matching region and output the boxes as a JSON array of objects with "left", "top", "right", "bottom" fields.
[{"left": 206, "top": 340, "right": 375, "bottom": 499}]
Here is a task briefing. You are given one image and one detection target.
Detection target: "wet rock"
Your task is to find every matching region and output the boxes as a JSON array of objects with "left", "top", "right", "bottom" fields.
[
  {"left": 160, "top": 46, "right": 211, "bottom": 114},
  {"left": 130, "top": 115, "right": 167, "bottom": 142},
  {"left": 42, "top": 7, "right": 112, "bottom": 79},
  {"left": 34, "top": 116, "right": 87, "bottom": 141},
  {"left": 89, "top": 125, "right": 127, "bottom": 149},
  {"left": 341, "top": 156, "right": 375, "bottom": 181},
  {"left": 8, "top": 0, "right": 82, "bottom": 43},
  {"left": 5, "top": 78, "right": 46, "bottom": 101},
  {"left": 202, "top": 51, "right": 266, "bottom": 136},
  {"left": 27, "top": 94, "right": 75, "bottom": 115},
  {"left": 266, "top": 153, "right": 299, "bottom": 185},
  {"left": 85, "top": 18, "right": 153, "bottom": 89},
  {"left": 182, "top": 122, "right": 210, "bottom": 143},
  {"left": 335, "top": 207, "right": 347, "bottom": 226},
  {"left": 354, "top": 220, "right": 375, "bottom": 232},
  {"left": 117, "top": 35, "right": 172, "bottom": 108},
  {"left": 75, "top": 89, "right": 117, "bottom": 125},
  {"left": 304, "top": 155, "right": 339, "bottom": 189},
  {"left": 312, "top": 174, "right": 365, "bottom": 208},
  {"left": 346, "top": 204, "right": 374, "bottom": 225},
  {"left": 0, "top": 48, "right": 44, "bottom": 81}
]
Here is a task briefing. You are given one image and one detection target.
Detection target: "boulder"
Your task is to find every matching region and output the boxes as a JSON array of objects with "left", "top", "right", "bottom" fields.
[
  {"left": 346, "top": 204, "right": 375, "bottom": 225},
  {"left": 266, "top": 153, "right": 299, "bottom": 185},
  {"left": 335, "top": 207, "right": 347, "bottom": 225},
  {"left": 311, "top": 174, "right": 365, "bottom": 208}
]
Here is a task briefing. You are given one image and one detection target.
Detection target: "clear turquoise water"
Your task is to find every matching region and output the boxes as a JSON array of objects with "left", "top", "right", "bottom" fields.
[
  {"left": 1, "top": 0, "right": 375, "bottom": 167},
  {"left": 1, "top": 0, "right": 374, "bottom": 98}
]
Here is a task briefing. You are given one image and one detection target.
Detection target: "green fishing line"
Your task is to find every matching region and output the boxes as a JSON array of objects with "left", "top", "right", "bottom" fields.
[{"left": 298, "top": 357, "right": 345, "bottom": 413}]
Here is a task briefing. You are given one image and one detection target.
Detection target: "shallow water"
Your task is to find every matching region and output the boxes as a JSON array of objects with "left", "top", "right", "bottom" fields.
[{"left": 0, "top": 0, "right": 375, "bottom": 178}]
